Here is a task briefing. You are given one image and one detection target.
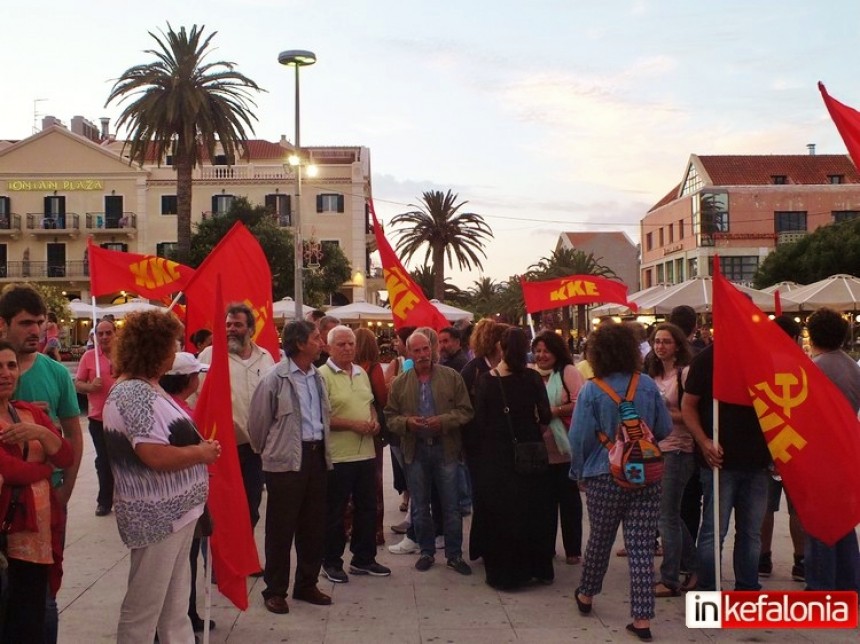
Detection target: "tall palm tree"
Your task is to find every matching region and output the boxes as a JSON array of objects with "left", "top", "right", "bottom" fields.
[
  {"left": 468, "top": 276, "right": 504, "bottom": 319},
  {"left": 410, "top": 264, "right": 463, "bottom": 301},
  {"left": 529, "top": 248, "right": 617, "bottom": 338},
  {"left": 391, "top": 190, "right": 494, "bottom": 300},
  {"left": 106, "top": 24, "right": 262, "bottom": 256}
]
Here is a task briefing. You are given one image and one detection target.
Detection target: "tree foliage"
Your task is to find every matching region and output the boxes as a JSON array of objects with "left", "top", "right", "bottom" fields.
[
  {"left": 106, "top": 23, "right": 263, "bottom": 255},
  {"left": 754, "top": 218, "right": 860, "bottom": 288},
  {"left": 391, "top": 190, "right": 493, "bottom": 299},
  {"left": 186, "top": 197, "right": 351, "bottom": 306},
  {"left": 28, "top": 283, "right": 72, "bottom": 322},
  {"left": 409, "top": 265, "right": 463, "bottom": 302}
]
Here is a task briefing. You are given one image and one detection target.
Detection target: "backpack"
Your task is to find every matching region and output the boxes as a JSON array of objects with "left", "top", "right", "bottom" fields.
[{"left": 591, "top": 372, "right": 664, "bottom": 488}]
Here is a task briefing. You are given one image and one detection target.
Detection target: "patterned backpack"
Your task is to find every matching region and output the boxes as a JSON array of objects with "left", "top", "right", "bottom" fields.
[{"left": 591, "top": 372, "right": 664, "bottom": 488}]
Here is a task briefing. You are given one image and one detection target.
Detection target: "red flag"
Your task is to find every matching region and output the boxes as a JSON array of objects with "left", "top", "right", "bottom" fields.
[
  {"left": 183, "top": 223, "right": 280, "bottom": 358},
  {"left": 712, "top": 256, "right": 860, "bottom": 545},
  {"left": 194, "top": 276, "right": 260, "bottom": 609},
  {"left": 87, "top": 238, "right": 195, "bottom": 298},
  {"left": 819, "top": 82, "right": 860, "bottom": 168},
  {"left": 519, "top": 275, "right": 635, "bottom": 314},
  {"left": 368, "top": 199, "right": 450, "bottom": 330}
]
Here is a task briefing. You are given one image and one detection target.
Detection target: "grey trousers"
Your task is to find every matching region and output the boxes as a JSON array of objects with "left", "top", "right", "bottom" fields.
[{"left": 117, "top": 519, "right": 196, "bottom": 643}]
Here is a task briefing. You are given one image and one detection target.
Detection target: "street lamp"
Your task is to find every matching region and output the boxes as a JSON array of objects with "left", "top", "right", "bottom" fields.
[{"left": 278, "top": 49, "right": 317, "bottom": 320}]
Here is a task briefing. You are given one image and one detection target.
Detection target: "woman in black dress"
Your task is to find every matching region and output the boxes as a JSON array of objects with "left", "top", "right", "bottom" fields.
[{"left": 474, "top": 327, "right": 554, "bottom": 590}]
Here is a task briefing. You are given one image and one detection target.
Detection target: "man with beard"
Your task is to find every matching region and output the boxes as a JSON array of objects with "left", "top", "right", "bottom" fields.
[
  {"left": 438, "top": 327, "right": 469, "bottom": 372},
  {"left": 0, "top": 284, "right": 82, "bottom": 644},
  {"left": 199, "top": 303, "right": 275, "bottom": 531}
]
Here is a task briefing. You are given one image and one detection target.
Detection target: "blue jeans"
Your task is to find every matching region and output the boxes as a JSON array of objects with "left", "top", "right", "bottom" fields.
[
  {"left": 404, "top": 441, "right": 462, "bottom": 559},
  {"left": 658, "top": 451, "right": 697, "bottom": 589},
  {"left": 805, "top": 531, "right": 860, "bottom": 592},
  {"left": 697, "top": 467, "right": 769, "bottom": 591}
]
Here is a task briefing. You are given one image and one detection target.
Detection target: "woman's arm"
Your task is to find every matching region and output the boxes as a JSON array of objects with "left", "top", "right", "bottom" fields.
[
  {"left": 135, "top": 440, "right": 221, "bottom": 472},
  {"left": 0, "top": 448, "right": 53, "bottom": 485}
]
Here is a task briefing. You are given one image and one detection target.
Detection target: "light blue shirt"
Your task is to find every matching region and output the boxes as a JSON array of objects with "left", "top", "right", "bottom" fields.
[{"left": 289, "top": 360, "right": 324, "bottom": 441}]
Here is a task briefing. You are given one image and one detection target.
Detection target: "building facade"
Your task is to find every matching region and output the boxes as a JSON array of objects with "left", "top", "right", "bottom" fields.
[
  {"left": 557, "top": 231, "right": 640, "bottom": 292},
  {"left": 640, "top": 153, "right": 860, "bottom": 287},
  {"left": 0, "top": 116, "right": 373, "bottom": 304}
]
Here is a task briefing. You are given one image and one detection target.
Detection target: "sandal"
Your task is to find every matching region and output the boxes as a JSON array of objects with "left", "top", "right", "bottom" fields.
[
  {"left": 681, "top": 572, "right": 698, "bottom": 592},
  {"left": 626, "top": 623, "right": 653, "bottom": 641},
  {"left": 653, "top": 582, "right": 680, "bottom": 598},
  {"left": 574, "top": 588, "right": 592, "bottom": 615}
]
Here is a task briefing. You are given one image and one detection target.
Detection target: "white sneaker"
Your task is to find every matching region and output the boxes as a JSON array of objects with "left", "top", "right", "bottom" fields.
[
  {"left": 388, "top": 536, "right": 420, "bottom": 555},
  {"left": 435, "top": 535, "right": 445, "bottom": 550}
]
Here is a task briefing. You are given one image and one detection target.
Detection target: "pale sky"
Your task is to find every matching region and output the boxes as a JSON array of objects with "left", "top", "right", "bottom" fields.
[{"left": 3, "top": 0, "right": 859, "bottom": 290}]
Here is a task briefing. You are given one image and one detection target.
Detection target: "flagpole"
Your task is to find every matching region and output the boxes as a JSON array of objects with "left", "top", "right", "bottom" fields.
[
  {"left": 712, "top": 398, "right": 721, "bottom": 592},
  {"left": 91, "top": 296, "right": 101, "bottom": 378},
  {"left": 203, "top": 536, "right": 212, "bottom": 644},
  {"left": 166, "top": 291, "right": 184, "bottom": 313},
  {"left": 526, "top": 313, "right": 536, "bottom": 339}
]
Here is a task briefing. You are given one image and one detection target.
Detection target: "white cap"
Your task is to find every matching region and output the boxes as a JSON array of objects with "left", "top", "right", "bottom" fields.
[{"left": 167, "top": 352, "right": 209, "bottom": 376}]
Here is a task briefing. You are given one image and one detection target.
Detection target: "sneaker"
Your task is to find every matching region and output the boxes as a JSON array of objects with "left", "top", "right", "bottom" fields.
[
  {"left": 758, "top": 551, "right": 773, "bottom": 577},
  {"left": 792, "top": 555, "right": 805, "bottom": 582},
  {"left": 349, "top": 561, "right": 391, "bottom": 577},
  {"left": 435, "top": 535, "right": 445, "bottom": 550},
  {"left": 321, "top": 564, "right": 349, "bottom": 583},
  {"left": 415, "top": 554, "right": 435, "bottom": 571},
  {"left": 388, "top": 536, "right": 420, "bottom": 555},
  {"left": 446, "top": 557, "right": 472, "bottom": 576}
]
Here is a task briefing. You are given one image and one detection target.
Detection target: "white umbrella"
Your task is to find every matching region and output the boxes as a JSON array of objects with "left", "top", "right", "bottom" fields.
[
  {"left": 429, "top": 299, "right": 473, "bottom": 322},
  {"left": 101, "top": 298, "right": 166, "bottom": 319},
  {"left": 760, "top": 281, "right": 804, "bottom": 294},
  {"left": 635, "top": 276, "right": 775, "bottom": 314},
  {"left": 67, "top": 298, "right": 106, "bottom": 318},
  {"left": 272, "top": 297, "right": 315, "bottom": 319},
  {"left": 775, "top": 274, "right": 860, "bottom": 311},
  {"left": 325, "top": 301, "right": 393, "bottom": 322},
  {"left": 590, "top": 284, "right": 672, "bottom": 317}
]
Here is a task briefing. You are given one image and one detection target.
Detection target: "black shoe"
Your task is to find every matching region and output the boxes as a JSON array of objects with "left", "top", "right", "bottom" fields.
[
  {"left": 446, "top": 557, "right": 472, "bottom": 576},
  {"left": 792, "top": 554, "right": 805, "bottom": 582},
  {"left": 95, "top": 505, "right": 111, "bottom": 517},
  {"left": 349, "top": 561, "right": 391, "bottom": 577},
  {"left": 626, "top": 623, "right": 653, "bottom": 641},
  {"left": 574, "top": 588, "right": 592, "bottom": 615},
  {"left": 190, "top": 616, "right": 216, "bottom": 632},
  {"left": 415, "top": 554, "right": 435, "bottom": 572},
  {"left": 758, "top": 551, "right": 772, "bottom": 577},
  {"left": 322, "top": 564, "right": 349, "bottom": 583}
]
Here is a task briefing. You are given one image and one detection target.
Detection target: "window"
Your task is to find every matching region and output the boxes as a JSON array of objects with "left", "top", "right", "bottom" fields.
[
  {"left": 666, "top": 261, "right": 674, "bottom": 283},
  {"left": 680, "top": 164, "right": 703, "bottom": 197},
  {"left": 316, "top": 193, "right": 345, "bottom": 213},
  {"left": 43, "top": 195, "right": 66, "bottom": 228},
  {"left": 0, "top": 243, "right": 6, "bottom": 277},
  {"left": 47, "top": 243, "right": 66, "bottom": 277},
  {"left": 656, "top": 264, "right": 665, "bottom": 283},
  {"left": 265, "top": 194, "right": 291, "bottom": 226},
  {"left": 774, "top": 211, "right": 807, "bottom": 233},
  {"left": 658, "top": 228, "right": 664, "bottom": 247},
  {"left": 675, "top": 258, "right": 684, "bottom": 282},
  {"left": 156, "top": 242, "right": 178, "bottom": 259},
  {"left": 833, "top": 210, "right": 860, "bottom": 223},
  {"left": 829, "top": 175, "right": 844, "bottom": 184},
  {"left": 165, "top": 155, "right": 173, "bottom": 166},
  {"left": 695, "top": 191, "right": 729, "bottom": 246},
  {"left": 161, "top": 195, "right": 178, "bottom": 215},
  {"left": 668, "top": 223, "right": 674, "bottom": 244},
  {"left": 645, "top": 232, "right": 653, "bottom": 251},
  {"left": 718, "top": 256, "right": 759, "bottom": 282},
  {"left": 101, "top": 243, "right": 128, "bottom": 252},
  {"left": 0, "top": 196, "right": 9, "bottom": 230},
  {"left": 688, "top": 257, "right": 698, "bottom": 279},
  {"left": 211, "top": 194, "right": 233, "bottom": 215},
  {"left": 679, "top": 219, "right": 685, "bottom": 239},
  {"left": 772, "top": 175, "right": 787, "bottom": 185}
]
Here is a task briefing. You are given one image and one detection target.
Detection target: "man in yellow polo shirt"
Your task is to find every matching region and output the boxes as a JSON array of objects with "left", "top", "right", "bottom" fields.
[{"left": 318, "top": 325, "right": 391, "bottom": 583}]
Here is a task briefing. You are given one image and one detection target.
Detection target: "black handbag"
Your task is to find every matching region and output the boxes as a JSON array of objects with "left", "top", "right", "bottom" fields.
[{"left": 492, "top": 369, "right": 548, "bottom": 475}]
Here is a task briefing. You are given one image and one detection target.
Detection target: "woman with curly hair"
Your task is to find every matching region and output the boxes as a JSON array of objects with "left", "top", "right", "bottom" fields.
[
  {"left": 103, "top": 310, "right": 221, "bottom": 642},
  {"left": 569, "top": 322, "right": 671, "bottom": 641}
]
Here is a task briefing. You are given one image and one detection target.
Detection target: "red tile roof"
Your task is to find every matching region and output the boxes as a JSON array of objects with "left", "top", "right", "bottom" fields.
[
  {"left": 648, "top": 183, "right": 681, "bottom": 213},
  {"left": 563, "top": 231, "right": 636, "bottom": 249},
  {"left": 141, "top": 139, "right": 287, "bottom": 163},
  {"left": 699, "top": 154, "right": 860, "bottom": 186}
]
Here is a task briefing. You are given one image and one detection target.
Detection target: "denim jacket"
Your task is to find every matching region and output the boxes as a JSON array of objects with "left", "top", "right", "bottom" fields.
[{"left": 568, "top": 371, "right": 671, "bottom": 481}]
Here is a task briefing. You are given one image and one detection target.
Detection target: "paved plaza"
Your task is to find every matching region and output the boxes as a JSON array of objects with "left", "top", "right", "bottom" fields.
[{"left": 57, "top": 421, "right": 855, "bottom": 642}]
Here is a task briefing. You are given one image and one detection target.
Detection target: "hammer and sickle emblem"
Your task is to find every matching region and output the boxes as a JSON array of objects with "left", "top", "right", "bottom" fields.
[{"left": 752, "top": 368, "right": 808, "bottom": 418}]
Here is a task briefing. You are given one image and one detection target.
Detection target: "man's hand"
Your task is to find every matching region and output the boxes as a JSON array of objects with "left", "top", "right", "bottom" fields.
[
  {"left": 699, "top": 438, "right": 724, "bottom": 469},
  {"left": 423, "top": 416, "right": 442, "bottom": 432},
  {"left": 89, "top": 377, "right": 103, "bottom": 392}
]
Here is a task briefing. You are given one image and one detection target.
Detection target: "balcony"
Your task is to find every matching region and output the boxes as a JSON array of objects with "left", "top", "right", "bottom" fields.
[
  {"left": 26, "top": 213, "right": 80, "bottom": 237},
  {"left": 275, "top": 213, "right": 292, "bottom": 227},
  {"left": 85, "top": 212, "right": 137, "bottom": 236},
  {"left": 777, "top": 231, "right": 808, "bottom": 245},
  {"left": 2, "top": 260, "right": 89, "bottom": 280},
  {"left": 0, "top": 214, "right": 23, "bottom": 237},
  {"left": 196, "top": 165, "right": 296, "bottom": 181}
]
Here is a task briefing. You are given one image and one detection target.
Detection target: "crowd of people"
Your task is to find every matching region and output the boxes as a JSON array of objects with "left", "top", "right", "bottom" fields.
[{"left": 1, "top": 285, "right": 859, "bottom": 642}]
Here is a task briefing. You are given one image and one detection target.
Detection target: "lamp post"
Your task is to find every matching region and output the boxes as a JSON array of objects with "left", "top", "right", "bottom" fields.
[{"left": 278, "top": 49, "right": 317, "bottom": 320}]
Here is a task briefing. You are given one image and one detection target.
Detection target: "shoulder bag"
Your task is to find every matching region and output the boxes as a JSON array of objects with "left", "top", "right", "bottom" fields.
[{"left": 493, "top": 369, "right": 548, "bottom": 475}]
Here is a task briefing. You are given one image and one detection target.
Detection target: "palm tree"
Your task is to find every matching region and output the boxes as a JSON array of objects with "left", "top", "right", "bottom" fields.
[
  {"left": 410, "top": 264, "right": 463, "bottom": 301},
  {"left": 528, "top": 248, "right": 617, "bottom": 339},
  {"left": 391, "top": 190, "right": 494, "bottom": 300},
  {"left": 467, "top": 276, "right": 504, "bottom": 319},
  {"left": 106, "top": 24, "right": 262, "bottom": 256}
]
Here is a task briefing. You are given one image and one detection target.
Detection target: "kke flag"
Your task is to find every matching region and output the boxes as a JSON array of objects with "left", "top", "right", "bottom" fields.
[
  {"left": 519, "top": 275, "right": 635, "bottom": 314},
  {"left": 712, "top": 257, "right": 860, "bottom": 545},
  {"left": 819, "top": 82, "right": 860, "bottom": 169},
  {"left": 87, "top": 239, "right": 195, "bottom": 298},
  {"left": 194, "top": 276, "right": 260, "bottom": 609},
  {"left": 183, "top": 223, "right": 280, "bottom": 359},
  {"left": 368, "top": 199, "right": 449, "bottom": 330}
]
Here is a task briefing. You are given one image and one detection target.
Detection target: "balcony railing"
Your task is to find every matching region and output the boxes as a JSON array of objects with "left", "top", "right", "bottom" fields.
[
  {"left": 0, "top": 213, "right": 22, "bottom": 233},
  {"left": 196, "top": 164, "right": 297, "bottom": 181},
  {"left": 85, "top": 212, "right": 137, "bottom": 231},
  {"left": 777, "top": 231, "right": 808, "bottom": 245},
  {"left": 2, "top": 260, "right": 89, "bottom": 279},
  {"left": 26, "top": 213, "right": 80, "bottom": 233}
]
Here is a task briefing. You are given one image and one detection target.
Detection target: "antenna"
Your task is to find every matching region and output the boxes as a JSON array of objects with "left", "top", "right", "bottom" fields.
[{"left": 33, "top": 98, "right": 48, "bottom": 134}]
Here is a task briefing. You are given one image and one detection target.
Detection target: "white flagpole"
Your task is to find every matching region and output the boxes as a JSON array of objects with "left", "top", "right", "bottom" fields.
[
  {"left": 166, "top": 291, "right": 184, "bottom": 313},
  {"left": 203, "top": 536, "right": 212, "bottom": 644},
  {"left": 712, "top": 398, "right": 721, "bottom": 592},
  {"left": 91, "top": 296, "right": 101, "bottom": 378}
]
